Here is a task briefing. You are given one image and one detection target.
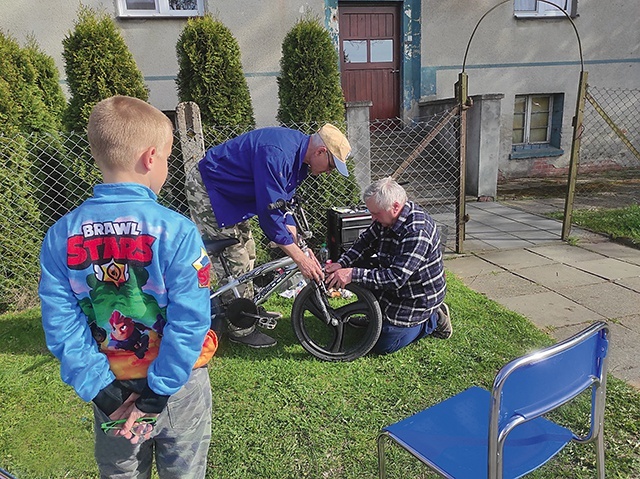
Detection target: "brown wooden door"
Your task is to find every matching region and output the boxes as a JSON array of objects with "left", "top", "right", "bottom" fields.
[{"left": 339, "top": 4, "right": 401, "bottom": 121}]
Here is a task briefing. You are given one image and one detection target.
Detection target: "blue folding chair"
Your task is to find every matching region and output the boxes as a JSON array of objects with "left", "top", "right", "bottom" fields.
[{"left": 378, "top": 321, "right": 609, "bottom": 479}]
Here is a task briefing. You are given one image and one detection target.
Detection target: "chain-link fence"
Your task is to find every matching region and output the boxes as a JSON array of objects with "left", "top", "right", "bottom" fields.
[
  {"left": 574, "top": 85, "right": 640, "bottom": 208},
  {"left": 0, "top": 108, "right": 461, "bottom": 313},
  {"left": 368, "top": 109, "right": 460, "bottom": 249}
]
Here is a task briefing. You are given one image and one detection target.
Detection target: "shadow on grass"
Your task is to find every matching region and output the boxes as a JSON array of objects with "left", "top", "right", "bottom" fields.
[{"left": 0, "top": 308, "right": 49, "bottom": 356}]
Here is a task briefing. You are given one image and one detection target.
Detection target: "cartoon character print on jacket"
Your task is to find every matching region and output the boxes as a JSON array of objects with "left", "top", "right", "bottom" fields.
[{"left": 71, "top": 221, "right": 173, "bottom": 379}]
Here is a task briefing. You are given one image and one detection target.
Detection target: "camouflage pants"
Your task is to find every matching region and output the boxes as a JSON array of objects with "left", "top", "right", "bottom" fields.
[
  {"left": 185, "top": 164, "right": 255, "bottom": 299},
  {"left": 93, "top": 367, "right": 212, "bottom": 479}
]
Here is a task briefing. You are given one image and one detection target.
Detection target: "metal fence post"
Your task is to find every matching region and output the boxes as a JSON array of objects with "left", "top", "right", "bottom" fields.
[
  {"left": 562, "top": 70, "right": 588, "bottom": 240},
  {"left": 455, "top": 72, "right": 469, "bottom": 254}
]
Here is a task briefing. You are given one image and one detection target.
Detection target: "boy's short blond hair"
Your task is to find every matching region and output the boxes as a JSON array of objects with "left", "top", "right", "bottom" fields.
[{"left": 87, "top": 95, "right": 173, "bottom": 172}]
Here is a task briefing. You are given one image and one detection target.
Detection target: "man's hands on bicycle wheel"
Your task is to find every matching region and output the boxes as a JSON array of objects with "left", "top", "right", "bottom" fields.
[{"left": 325, "top": 262, "right": 353, "bottom": 289}]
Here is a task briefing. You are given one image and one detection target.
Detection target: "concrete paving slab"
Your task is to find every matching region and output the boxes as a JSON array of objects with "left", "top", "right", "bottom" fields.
[
  {"left": 556, "top": 282, "right": 640, "bottom": 318},
  {"left": 527, "top": 244, "right": 605, "bottom": 264},
  {"left": 618, "top": 312, "right": 640, "bottom": 335},
  {"left": 615, "top": 276, "right": 640, "bottom": 294},
  {"left": 491, "top": 222, "right": 541, "bottom": 233},
  {"left": 601, "top": 322, "right": 640, "bottom": 389},
  {"left": 478, "top": 249, "right": 557, "bottom": 270},
  {"left": 572, "top": 258, "right": 640, "bottom": 280},
  {"left": 479, "top": 238, "right": 536, "bottom": 250},
  {"left": 498, "top": 291, "right": 606, "bottom": 330},
  {"left": 466, "top": 223, "right": 502, "bottom": 234},
  {"left": 515, "top": 263, "right": 606, "bottom": 289},
  {"left": 457, "top": 271, "right": 549, "bottom": 300},
  {"left": 461, "top": 239, "right": 499, "bottom": 253},
  {"left": 512, "top": 230, "right": 561, "bottom": 242},
  {"left": 463, "top": 202, "right": 640, "bottom": 390},
  {"left": 445, "top": 256, "right": 504, "bottom": 278},
  {"left": 582, "top": 242, "right": 640, "bottom": 265}
]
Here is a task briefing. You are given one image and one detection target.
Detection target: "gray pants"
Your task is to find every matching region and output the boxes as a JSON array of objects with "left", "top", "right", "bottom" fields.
[
  {"left": 185, "top": 164, "right": 255, "bottom": 299},
  {"left": 94, "top": 367, "right": 212, "bottom": 479}
]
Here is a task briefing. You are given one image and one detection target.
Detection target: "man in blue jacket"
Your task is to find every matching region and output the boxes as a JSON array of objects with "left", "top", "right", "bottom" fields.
[{"left": 186, "top": 123, "right": 351, "bottom": 348}]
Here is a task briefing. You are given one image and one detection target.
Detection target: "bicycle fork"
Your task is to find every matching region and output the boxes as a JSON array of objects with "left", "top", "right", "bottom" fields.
[{"left": 312, "top": 281, "right": 339, "bottom": 326}]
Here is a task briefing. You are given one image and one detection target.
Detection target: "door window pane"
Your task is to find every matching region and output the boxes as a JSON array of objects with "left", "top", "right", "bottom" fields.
[
  {"left": 370, "top": 40, "right": 393, "bottom": 63},
  {"left": 343, "top": 41, "right": 368, "bottom": 63}
]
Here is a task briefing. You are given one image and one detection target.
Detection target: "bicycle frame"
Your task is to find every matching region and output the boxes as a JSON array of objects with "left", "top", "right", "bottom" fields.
[
  {"left": 206, "top": 195, "right": 383, "bottom": 361},
  {"left": 211, "top": 255, "right": 300, "bottom": 306}
]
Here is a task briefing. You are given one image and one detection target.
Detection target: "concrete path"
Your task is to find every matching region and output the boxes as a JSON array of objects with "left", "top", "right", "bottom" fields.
[{"left": 445, "top": 201, "right": 640, "bottom": 389}]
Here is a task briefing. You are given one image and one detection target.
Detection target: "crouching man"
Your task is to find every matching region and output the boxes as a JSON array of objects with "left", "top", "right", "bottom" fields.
[{"left": 325, "top": 177, "right": 451, "bottom": 354}]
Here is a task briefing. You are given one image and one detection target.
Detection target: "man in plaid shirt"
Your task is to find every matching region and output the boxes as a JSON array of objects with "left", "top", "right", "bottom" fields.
[{"left": 326, "top": 177, "right": 451, "bottom": 354}]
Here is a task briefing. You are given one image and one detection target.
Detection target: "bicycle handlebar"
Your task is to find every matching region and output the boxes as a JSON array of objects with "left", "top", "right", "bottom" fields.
[{"left": 268, "top": 196, "right": 313, "bottom": 244}]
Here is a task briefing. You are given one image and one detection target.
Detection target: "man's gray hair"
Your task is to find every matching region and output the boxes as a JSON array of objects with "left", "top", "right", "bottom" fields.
[{"left": 362, "top": 177, "right": 408, "bottom": 210}]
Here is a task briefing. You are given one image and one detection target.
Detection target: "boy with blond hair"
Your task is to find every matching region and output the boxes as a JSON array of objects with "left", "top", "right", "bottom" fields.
[{"left": 39, "top": 95, "right": 216, "bottom": 478}]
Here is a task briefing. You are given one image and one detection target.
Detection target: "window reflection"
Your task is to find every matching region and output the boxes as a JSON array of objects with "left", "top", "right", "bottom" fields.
[{"left": 343, "top": 40, "right": 368, "bottom": 63}]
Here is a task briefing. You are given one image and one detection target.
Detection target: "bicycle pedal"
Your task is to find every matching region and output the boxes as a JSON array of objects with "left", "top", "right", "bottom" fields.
[{"left": 257, "top": 316, "right": 278, "bottom": 330}]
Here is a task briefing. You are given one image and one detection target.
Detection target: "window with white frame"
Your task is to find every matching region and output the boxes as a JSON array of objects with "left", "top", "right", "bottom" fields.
[
  {"left": 116, "top": 0, "right": 204, "bottom": 18},
  {"left": 514, "top": 0, "right": 577, "bottom": 18},
  {"left": 512, "top": 94, "right": 565, "bottom": 158}
]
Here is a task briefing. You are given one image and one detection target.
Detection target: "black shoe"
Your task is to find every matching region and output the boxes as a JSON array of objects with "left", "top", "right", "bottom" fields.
[
  {"left": 228, "top": 328, "right": 277, "bottom": 348},
  {"left": 432, "top": 303, "right": 452, "bottom": 339}
]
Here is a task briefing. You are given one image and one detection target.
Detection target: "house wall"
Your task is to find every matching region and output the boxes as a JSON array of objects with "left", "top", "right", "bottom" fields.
[
  {"left": 0, "top": 0, "right": 325, "bottom": 127},
  {"left": 419, "top": 0, "right": 640, "bottom": 180}
]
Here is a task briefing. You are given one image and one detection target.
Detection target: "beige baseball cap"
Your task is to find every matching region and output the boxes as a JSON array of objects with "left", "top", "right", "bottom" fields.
[{"left": 317, "top": 123, "right": 350, "bottom": 177}]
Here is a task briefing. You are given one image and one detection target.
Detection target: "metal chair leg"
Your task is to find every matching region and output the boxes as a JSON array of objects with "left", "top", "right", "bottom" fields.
[{"left": 377, "top": 432, "right": 389, "bottom": 479}]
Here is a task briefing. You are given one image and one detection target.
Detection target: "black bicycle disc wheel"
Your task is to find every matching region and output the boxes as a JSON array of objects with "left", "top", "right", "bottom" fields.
[{"left": 291, "top": 282, "right": 382, "bottom": 361}]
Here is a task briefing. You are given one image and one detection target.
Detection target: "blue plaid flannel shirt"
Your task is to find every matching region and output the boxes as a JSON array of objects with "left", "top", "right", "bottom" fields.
[{"left": 337, "top": 201, "right": 446, "bottom": 327}]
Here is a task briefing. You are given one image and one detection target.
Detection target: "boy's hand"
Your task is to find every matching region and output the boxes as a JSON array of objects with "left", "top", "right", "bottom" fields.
[{"left": 109, "top": 394, "right": 157, "bottom": 444}]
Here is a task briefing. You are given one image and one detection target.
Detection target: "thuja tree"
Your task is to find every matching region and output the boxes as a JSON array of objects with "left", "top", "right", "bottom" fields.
[
  {"left": 0, "top": 32, "right": 50, "bottom": 312},
  {"left": 61, "top": 5, "right": 149, "bottom": 230},
  {"left": 176, "top": 14, "right": 255, "bottom": 135},
  {"left": 62, "top": 5, "right": 148, "bottom": 132},
  {"left": 277, "top": 16, "right": 361, "bottom": 249}
]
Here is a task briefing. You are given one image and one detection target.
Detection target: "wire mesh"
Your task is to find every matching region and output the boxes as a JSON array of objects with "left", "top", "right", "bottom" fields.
[
  {"left": 576, "top": 85, "right": 640, "bottom": 208},
  {"left": 0, "top": 110, "right": 460, "bottom": 312}
]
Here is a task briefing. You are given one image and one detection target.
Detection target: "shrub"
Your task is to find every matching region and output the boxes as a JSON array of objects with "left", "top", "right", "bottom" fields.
[
  {"left": 277, "top": 16, "right": 345, "bottom": 130},
  {"left": 277, "top": 16, "right": 361, "bottom": 250},
  {"left": 62, "top": 5, "right": 148, "bottom": 132},
  {"left": 176, "top": 14, "right": 255, "bottom": 133},
  {"left": 0, "top": 32, "right": 64, "bottom": 312},
  {"left": 23, "top": 38, "right": 67, "bottom": 132}
]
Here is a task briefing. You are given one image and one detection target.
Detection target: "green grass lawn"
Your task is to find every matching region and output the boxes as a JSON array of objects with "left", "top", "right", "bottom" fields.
[
  {"left": 553, "top": 204, "right": 640, "bottom": 246},
  {"left": 1, "top": 274, "right": 639, "bottom": 478}
]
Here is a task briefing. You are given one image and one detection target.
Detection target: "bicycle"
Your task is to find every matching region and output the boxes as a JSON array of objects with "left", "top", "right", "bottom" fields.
[{"left": 203, "top": 195, "right": 383, "bottom": 362}]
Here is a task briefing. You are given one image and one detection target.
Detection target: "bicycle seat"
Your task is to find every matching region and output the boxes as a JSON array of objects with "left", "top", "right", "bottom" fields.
[{"left": 203, "top": 238, "right": 240, "bottom": 256}]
